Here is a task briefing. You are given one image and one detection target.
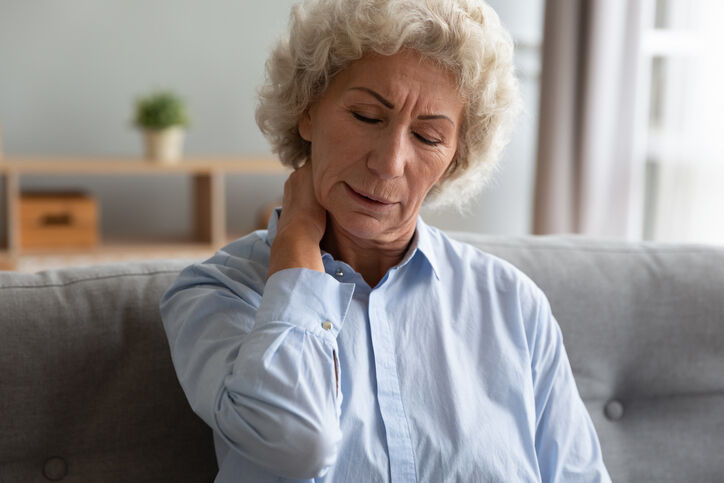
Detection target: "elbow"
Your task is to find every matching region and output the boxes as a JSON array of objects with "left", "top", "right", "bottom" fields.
[
  {"left": 273, "top": 422, "right": 341, "bottom": 479},
  {"left": 216, "top": 396, "right": 342, "bottom": 479}
]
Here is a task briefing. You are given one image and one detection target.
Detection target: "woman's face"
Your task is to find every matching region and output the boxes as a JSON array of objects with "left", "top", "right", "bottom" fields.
[{"left": 299, "top": 50, "right": 464, "bottom": 244}]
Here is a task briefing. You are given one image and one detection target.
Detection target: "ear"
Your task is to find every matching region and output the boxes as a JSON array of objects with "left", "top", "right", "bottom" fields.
[{"left": 298, "top": 107, "right": 313, "bottom": 142}]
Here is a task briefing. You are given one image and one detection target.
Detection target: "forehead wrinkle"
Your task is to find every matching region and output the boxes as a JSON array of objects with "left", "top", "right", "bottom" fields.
[
  {"left": 418, "top": 114, "right": 455, "bottom": 127},
  {"left": 348, "top": 86, "right": 394, "bottom": 109},
  {"left": 342, "top": 54, "right": 463, "bottom": 128}
]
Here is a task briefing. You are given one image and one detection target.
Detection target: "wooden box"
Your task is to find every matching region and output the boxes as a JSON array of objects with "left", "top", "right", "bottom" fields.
[{"left": 19, "top": 192, "right": 99, "bottom": 249}]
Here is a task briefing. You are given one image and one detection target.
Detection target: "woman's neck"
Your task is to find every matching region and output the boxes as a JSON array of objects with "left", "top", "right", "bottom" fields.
[{"left": 320, "top": 220, "right": 415, "bottom": 287}]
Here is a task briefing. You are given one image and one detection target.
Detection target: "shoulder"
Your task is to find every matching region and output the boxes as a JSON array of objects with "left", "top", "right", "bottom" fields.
[
  {"left": 164, "top": 229, "right": 272, "bottom": 303},
  {"left": 421, "top": 224, "right": 556, "bottom": 358},
  {"left": 419, "top": 223, "right": 553, "bottom": 352},
  {"left": 423, "top": 223, "right": 546, "bottom": 306},
  {"left": 217, "top": 229, "right": 272, "bottom": 272}
]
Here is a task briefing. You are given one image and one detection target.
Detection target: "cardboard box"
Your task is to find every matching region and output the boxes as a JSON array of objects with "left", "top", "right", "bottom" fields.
[{"left": 20, "top": 192, "right": 99, "bottom": 249}]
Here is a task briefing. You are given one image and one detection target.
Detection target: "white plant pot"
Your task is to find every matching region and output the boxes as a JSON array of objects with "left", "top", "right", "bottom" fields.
[{"left": 143, "top": 126, "right": 185, "bottom": 163}]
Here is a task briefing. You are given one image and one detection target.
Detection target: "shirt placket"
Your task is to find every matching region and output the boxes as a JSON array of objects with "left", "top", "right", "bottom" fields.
[{"left": 368, "top": 283, "right": 417, "bottom": 483}]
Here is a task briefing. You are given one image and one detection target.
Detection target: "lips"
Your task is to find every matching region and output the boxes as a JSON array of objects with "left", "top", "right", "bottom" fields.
[{"left": 344, "top": 183, "right": 397, "bottom": 208}]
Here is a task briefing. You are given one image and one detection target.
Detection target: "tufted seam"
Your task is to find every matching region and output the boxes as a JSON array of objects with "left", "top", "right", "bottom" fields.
[
  {"left": 450, "top": 241, "right": 724, "bottom": 255},
  {"left": 582, "top": 389, "right": 724, "bottom": 404},
  {"left": 446, "top": 233, "right": 724, "bottom": 253}
]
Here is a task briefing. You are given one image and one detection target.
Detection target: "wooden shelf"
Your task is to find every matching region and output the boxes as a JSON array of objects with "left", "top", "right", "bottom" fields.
[
  {"left": 0, "top": 251, "right": 14, "bottom": 271},
  {"left": 16, "top": 241, "right": 215, "bottom": 256},
  {"left": 0, "top": 156, "right": 286, "bottom": 271},
  {"left": 0, "top": 156, "right": 287, "bottom": 175}
]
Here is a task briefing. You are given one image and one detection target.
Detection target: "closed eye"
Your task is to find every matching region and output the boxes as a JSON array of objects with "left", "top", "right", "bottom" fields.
[
  {"left": 352, "top": 111, "right": 440, "bottom": 145},
  {"left": 414, "top": 132, "right": 441, "bottom": 146},
  {"left": 352, "top": 112, "right": 381, "bottom": 124}
]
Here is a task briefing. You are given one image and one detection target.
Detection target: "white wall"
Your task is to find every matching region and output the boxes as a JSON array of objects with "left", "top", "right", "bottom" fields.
[{"left": 0, "top": 0, "right": 543, "bottom": 239}]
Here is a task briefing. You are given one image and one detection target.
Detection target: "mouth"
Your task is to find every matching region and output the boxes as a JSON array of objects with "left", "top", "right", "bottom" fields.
[{"left": 344, "top": 183, "right": 397, "bottom": 209}]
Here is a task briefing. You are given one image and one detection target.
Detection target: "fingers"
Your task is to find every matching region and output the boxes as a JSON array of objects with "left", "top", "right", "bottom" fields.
[
  {"left": 282, "top": 162, "right": 315, "bottom": 211},
  {"left": 277, "top": 160, "right": 326, "bottom": 242}
]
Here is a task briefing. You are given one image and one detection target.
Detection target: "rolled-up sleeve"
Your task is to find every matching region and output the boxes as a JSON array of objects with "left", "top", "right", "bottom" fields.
[{"left": 160, "top": 254, "right": 355, "bottom": 479}]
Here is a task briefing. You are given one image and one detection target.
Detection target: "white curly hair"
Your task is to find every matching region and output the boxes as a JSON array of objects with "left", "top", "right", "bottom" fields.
[{"left": 255, "top": 0, "right": 521, "bottom": 209}]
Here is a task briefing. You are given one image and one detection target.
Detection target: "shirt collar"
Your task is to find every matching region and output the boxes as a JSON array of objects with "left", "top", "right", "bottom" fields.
[
  {"left": 409, "top": 216, "right": 441, "bottom": 280},
  {"left": 265, "top": 208, "right": 440, "bottom": 280},
  {"left": 265, "top": 207, "right": 283, "bottom": 246}
]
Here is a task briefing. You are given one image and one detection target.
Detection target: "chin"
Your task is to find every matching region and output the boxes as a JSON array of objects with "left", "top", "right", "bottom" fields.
[{"left": 329, "top": 209, "right": 399, "bottom": 242}]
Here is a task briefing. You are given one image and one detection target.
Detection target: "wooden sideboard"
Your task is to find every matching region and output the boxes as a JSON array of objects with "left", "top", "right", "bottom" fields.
[{"left": 0, "top": 157, "right": 287, "bottom": 271}]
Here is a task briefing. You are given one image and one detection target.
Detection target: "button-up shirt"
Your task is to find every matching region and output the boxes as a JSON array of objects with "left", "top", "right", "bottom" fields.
[{"left": 160, "top": 210, "right": 610, "bottom": 482}]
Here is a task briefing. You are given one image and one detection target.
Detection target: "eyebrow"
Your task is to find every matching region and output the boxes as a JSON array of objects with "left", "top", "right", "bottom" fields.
[
  {"left": 348, "top": 86, "right": 455, "bottom": 126},
  {"left": 349, "top": 87, "right": 394, "bottom": 108}
]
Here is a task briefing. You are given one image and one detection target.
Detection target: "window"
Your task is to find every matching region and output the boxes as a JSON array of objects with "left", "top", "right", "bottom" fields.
[{"left": 641, "top": 0, "right": 724, "bottom": 243}]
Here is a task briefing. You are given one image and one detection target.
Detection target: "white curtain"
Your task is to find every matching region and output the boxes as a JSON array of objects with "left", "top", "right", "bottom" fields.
[{"left": 533, "top": 0, "right": 645, "bottom": 238}]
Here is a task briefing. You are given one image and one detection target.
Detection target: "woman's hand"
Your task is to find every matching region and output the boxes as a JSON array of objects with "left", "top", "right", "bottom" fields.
[
  {"left": 267, "top": 161, "right": 327, "bottom": 278},
  {"left": 278, "top": 161, "right": 326, "bottom": 242}
]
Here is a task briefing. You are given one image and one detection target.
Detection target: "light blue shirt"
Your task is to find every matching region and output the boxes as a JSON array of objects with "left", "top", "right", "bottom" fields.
[{"left": 160, "top": 210, "right": 610, "bottom": 482}]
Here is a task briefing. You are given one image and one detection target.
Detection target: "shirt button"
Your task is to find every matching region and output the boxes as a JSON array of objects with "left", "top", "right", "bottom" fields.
[
  {"left": 322, "top": 321, "right": 333, "bottom": 331},
  {"left": 335, "top": 269, "right": 344, "bottom": 277}
]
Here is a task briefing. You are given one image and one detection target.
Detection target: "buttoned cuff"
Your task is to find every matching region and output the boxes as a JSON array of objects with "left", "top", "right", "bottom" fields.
[{"left": 256, "top": 268, "right": 355, "bottom": 339}]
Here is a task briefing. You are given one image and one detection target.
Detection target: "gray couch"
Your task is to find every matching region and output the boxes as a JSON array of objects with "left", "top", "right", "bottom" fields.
[{"left": 2, "top": 235, "right": 723, "bottom": 482}]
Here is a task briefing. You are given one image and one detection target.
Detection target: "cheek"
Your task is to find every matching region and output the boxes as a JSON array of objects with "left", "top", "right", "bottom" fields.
[
  {"left": 408, "top": 156, "right": 453, "bottom": 199},
  {"left": 310, "top": 136, "right": 357, "bottom": 201},
  {"left": 310, "top": 152, "right": 335, "bottom": 202},
  {"left": 315, "top": 125, "right": 368, "bottom": 174}
]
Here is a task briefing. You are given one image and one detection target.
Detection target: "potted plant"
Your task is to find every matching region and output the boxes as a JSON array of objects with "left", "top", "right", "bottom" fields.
[{"left": 133, "top": 90, "right": 190, "bottom": 163}]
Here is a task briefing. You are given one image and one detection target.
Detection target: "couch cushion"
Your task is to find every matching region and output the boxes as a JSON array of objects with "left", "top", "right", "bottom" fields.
[
  {"left": 0, "top": 260, "right": 217, "bottom": 482},
  {"left": 451, "top": 234, "right": 724, "bottom": 483}
]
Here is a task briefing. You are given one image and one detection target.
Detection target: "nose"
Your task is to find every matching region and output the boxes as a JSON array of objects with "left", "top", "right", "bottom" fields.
[{"left": 366, "top": 128, "right": 407, "bottom": 179}]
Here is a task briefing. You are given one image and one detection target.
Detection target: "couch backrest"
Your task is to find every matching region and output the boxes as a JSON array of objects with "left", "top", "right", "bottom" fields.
[
  {"left": 2, "top": 236, "right": 723, "bottom": 482},
  {"left": 0, "top": 260, "right": 217, "bottom": 482},
  {"left": 454, "top": 234, "right": 724, "bottom": 483}
]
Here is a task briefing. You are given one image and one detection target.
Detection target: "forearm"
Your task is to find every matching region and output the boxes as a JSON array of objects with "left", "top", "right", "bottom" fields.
[
  {"left": 216, "top": 317, "right": 342, "bottom": 477},
  {"left": 267, "top": 226, "right": 325, "bottom": 278},
  {"left": 161, "top": 262, "right": 352, "bottom": 478}
]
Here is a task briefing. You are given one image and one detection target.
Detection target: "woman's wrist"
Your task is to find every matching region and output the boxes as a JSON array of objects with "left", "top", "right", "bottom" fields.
[{"left": 268, "top": 228, "right": 325, "bottom": 278}]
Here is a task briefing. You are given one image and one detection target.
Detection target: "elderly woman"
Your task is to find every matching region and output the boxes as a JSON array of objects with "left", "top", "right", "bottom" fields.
[{"left": 161, "top": 0, "right": 610, "bottom": 481}]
